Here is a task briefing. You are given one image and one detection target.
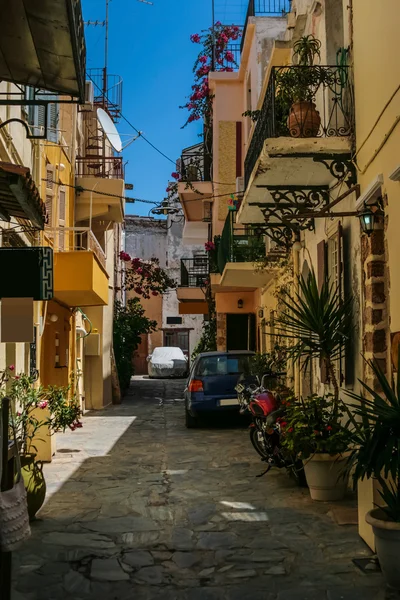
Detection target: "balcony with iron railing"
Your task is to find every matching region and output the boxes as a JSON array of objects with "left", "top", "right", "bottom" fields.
[
  {"left": 76, "top": 156, "right": 124, "bottom": 179},
  {"left": 212, "top": 211, "right": 278, "bottom": 289},
  {"left": 244, "top": 65, "right": 354, "bottom": 188},
  {"left": 46, "top": 227, "right": 106, "bottom": 270},
  {"left": 47, "top": 227, "right": 109, "bottom": 307},
  {"left": 178, "top": 142, "right": 213, "bottom": 221},
  {"left": 177, "top": 257, "right": 209, "bottom": 304},
  {"left": 241, "top": 0, "right": 292, "bottom": 51},
  {"left": 75, "top": 155, "right": 125, "bottom": 223},
  {"left": 180, "top": 143, "right": 212, "bottom": 183}
]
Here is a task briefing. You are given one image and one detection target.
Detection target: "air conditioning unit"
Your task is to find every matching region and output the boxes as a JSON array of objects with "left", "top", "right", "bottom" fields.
[
  {"left": 80, "top": 81, "right": 94, "bottom": 111},
  {"left": 236, "top": 176, "right": 245, "bottom": 197}
]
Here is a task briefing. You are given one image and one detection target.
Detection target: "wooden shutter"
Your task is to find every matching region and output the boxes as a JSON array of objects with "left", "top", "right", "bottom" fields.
[
  {"left": 317, "top": 239, "right": 329, "bottom": 383},
  {"left": 47, "top": 98, "right": 59, "bottom": 143},
  {"left": 45, "top": 165, "right": 55, "bottom": 229},
  {"left": 236, "top": 121, "right": 242, "bottom": 177},
  {"left": 317, "top": 240, "right": 326, "bottom": 291},
  {"left": 45, "top": 195, "right": 53, "bottom": 227},
  {"left": 341, "top": 224, "right": 355, "bottom": 386},
  {"left": 58, "top": 187, "right": 66, "bottom": 251}
]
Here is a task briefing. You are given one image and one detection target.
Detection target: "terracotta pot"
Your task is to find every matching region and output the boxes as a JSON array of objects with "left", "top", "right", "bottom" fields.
[
  {"left": 303, "top": 452, "right": 350, "bottom": 501},
  {"left": 20, "top": 454, "right": 46, "bottom": 521},
  {"left": 366, "top": 508, "right": 400, "bottom": 590},
  {"left": 287, "top": 101, "right": 321, "bottom": 138}
]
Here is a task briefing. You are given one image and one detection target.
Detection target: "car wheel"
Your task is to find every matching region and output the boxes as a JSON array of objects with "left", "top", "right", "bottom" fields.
[{"left": 185, "top": 408, "right": 198, "bottom": 429}]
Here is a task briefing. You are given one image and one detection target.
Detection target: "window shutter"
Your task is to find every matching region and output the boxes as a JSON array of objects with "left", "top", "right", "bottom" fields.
[
  {"left": 317, "top": 239, "right": 329, "bottom": 383},
  {"left": 45, "top": 195, "right": 53, "bottom": 227},
  {"left": 317, "top": 240, "right": 326, "bottom": 291},
  {"left": 58, "top": 187, "right": 66, "bottom": 251},
  {"left": 47, "top": 98, "right": 59, "bottom": 143},
  {"left": 45, "top": 165, "right": 55, "bottom": 230},
  {"left": 342, "top": 224, "right": 355, "bottom": 386}
]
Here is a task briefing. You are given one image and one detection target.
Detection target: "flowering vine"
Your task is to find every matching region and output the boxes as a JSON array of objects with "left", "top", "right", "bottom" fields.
[
  {"left": 120, "top": 252, "right": 176, "bottom": 299},
  {"left": 181, "top": 23, "right": 242, "bottom": 128}
]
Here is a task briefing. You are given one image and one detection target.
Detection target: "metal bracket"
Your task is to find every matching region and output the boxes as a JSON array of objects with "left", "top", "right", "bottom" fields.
[
  {"left": 0, "top": 115, "right": 47, "bottom": 140},
  {"left": 312, "top": 154, "right": 357, "bottom": 188}
]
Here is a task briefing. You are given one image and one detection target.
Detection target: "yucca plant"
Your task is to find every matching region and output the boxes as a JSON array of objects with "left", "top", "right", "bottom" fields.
[
  {"left": 346, "top": 354, "right": 400, "bottom": 522},
  {"left": 274, "top": 269, "right": 352, "bottom": 402}
]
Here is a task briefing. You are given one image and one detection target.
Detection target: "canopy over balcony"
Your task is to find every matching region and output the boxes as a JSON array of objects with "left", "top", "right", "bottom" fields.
[
  {"left": 0, "top": 162, "right": 46, "bottom": 229},
  {"left": 0, "top": 0, "right": 86, "bottom": 101}
]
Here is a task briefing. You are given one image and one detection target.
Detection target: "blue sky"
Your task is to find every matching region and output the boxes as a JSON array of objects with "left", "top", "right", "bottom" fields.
[{"left": 82, "top": 0, "right": 249, "bottom": 217}]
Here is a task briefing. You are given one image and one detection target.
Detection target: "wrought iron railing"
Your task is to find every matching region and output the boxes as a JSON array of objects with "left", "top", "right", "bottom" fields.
[
  {"left": 180, "top": 257, "right": 209, "bottom": 287},
  {"left": 86, "top": 68, "right": 123, "bottom": 122},
  {"left": 180, "top": 143, "right": 212, "bottom": 182},
  {"left": 217, "top": 212, "right": 266, "bottom": 274},
  {"left": 241, "top": 0, "right": 292, "bottom": 51},
  {"left": 244, "top": 65, "right": 354, "bottom": 187},
  {"left": 76, "top": 156, "right": 124, "bottom": 179},
  {"left": 218, "top": 43, "right": 242, "bottom": 71},
  {"left": 46, "top": 227, "right": 106, "bottom": 270}
]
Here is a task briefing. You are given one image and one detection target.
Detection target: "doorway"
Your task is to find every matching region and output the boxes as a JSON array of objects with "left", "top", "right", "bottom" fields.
[{"left": 226, "top": 314, "right": 256, "bottom": 351}]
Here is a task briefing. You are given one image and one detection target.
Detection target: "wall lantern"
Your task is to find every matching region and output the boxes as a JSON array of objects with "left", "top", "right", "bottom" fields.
[
  {"left": 258, "top": 309, "right": 264, "bottom": 318},
  {"left": 237, "top": 299, "right": 244, "bottom": 309},
  {"left": 358, "top": 200, "right": 384, "bottom": 236},
  {"left": 359, "top": 209, "right": 376, "bottom": 236}
]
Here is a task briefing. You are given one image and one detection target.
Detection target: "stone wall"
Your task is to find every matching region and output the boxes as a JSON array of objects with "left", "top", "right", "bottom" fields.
[
  {"left": 217, "top": 313, "right": 227, "bottom": 351},
  {"left": 362, "top": 216, "right": 390, "bottom": 388}
]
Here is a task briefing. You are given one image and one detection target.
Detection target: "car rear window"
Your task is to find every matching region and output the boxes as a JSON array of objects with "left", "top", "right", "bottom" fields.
[{"left": 196, "top": 355, "right": 252, "bottom": 377}]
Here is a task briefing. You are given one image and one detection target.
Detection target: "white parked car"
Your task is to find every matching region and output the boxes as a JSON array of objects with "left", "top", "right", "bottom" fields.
[{"left": 147, "top": 347, "right": 188, "bottom": 378}]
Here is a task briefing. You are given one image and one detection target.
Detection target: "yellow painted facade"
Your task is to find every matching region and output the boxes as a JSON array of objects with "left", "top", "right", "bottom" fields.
[{"left": 53, "top": 251, "right": 109, "bottom": 307}]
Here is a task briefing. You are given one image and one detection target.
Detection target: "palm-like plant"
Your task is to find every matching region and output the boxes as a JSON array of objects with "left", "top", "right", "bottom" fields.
[
  {"left": 346, "top": 354, "right": 400, "bottom": 522},
  {"left": 274, "top": 269, "right": 352, "bottom": 402}
]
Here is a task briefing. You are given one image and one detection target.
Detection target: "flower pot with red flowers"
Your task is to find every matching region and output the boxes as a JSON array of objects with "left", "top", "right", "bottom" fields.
[
  {"left": 282, "top": 394, "right": 353, "bottom": 501},
  {"left": 1, "top": 368, "right": 83, "bottom": 520}
]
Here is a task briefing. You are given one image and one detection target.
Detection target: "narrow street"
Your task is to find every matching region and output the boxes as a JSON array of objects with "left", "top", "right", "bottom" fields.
[{"left": 13, "top": 377, "right": 387, "bottom": 600}]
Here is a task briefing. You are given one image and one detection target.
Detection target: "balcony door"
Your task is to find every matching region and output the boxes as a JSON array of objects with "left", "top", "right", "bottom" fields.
[{"left": 226, "top": 314, "right": 256, "bottom": 352}]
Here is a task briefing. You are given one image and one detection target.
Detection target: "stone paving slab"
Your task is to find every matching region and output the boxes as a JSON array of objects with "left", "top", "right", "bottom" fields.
[{"left": 11, "top": 377, "right": 396, "bottom": 599}]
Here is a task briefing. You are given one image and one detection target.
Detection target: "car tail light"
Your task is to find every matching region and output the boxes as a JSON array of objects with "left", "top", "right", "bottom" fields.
[{"left": 188, "top": 379, "right": 203, "bottom": 392}]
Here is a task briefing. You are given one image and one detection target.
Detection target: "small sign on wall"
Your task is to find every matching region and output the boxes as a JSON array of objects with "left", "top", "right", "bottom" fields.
[{"left": 0, "top": 298, "right": 34, "bottom": 342}]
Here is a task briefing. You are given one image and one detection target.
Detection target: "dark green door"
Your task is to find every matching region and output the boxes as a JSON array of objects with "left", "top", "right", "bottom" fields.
[{"left": 226, "top": 313, "right": 256, "bottom": 351}]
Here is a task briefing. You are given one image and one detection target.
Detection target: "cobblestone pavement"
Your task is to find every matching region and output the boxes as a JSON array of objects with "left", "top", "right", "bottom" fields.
[{"left": 12, "top": 377, "right": 394, "bottom": 599}]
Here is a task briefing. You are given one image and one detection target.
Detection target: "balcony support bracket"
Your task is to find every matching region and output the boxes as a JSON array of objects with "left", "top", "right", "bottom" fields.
[{"left": 312, "top": 154, "right": 357, "bottom": 188}]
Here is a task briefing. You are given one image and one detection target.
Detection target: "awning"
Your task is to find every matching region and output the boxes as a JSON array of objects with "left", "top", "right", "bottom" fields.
[
  {"left": 182, "top": 221, "right": 208, "bottom": 246},
  {"left": 0, "top": 162, "right": 46, "bottom": 229},
  {"left": 0, "top": 0, "right": 86, "bottom": 101}
]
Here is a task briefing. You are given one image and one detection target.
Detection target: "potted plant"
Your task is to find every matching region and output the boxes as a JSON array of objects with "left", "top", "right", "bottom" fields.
[
  {"left": 275, "top": 35, "right": 331, "bottom": 137},
  {"left": 1, "top": 367, "right": 82, "bottom": 520},
  {"left": 273, "top": 269, "right": 353, "bottom": 500},
  {"left": 345, "top": 355, "right": 400, "bottom": 589},
  {"left": 281, "top": 394, "right": 353, "bottom": 500}
]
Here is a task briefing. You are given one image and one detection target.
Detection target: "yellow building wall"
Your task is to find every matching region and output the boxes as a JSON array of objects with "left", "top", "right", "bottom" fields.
[
  {"left": 35, "top": 135, "right": 77, "bottom": 460},
  {"left": 352, "top": 0, "right": 400, "bottom": 547},
  {"left": 217, "top": 121, "right": 237, "bottom": 225}
]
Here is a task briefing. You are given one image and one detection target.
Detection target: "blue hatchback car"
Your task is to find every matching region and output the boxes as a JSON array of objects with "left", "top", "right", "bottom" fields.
[{"left": 184, "top": 351, "right": 254, "bottom": 428}]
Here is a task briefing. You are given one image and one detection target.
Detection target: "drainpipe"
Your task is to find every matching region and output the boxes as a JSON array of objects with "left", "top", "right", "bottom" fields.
[{"left": 292, "top": 236, "right": 302, "bottom": 399}]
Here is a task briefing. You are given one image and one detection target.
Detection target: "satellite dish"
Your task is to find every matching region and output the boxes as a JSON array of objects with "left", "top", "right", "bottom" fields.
[{"left": 97, "top": 108, "right": 123, "bottom": 153}]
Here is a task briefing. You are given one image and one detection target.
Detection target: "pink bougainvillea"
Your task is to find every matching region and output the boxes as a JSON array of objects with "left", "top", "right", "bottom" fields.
[
  {"left": 181, "top": 23, "right": 242, "bottom": 128},
  {"left": 120, "top": 252, "right": 176, "bottom": 300},
  {"left": 205, "top": 241, "right": 216, "bottom": 252}
]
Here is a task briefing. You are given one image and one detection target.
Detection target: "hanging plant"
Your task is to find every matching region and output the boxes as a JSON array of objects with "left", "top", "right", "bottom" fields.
[
  {"left": 120, "top": 252, "right": 176, "bottom": 299},
  {"left": 181, "top": 23, "right": 242, "bottom": 128}
]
